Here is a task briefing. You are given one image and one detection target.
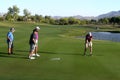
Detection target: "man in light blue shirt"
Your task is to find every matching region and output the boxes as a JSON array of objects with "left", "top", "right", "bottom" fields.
[{"left": 7, "top": 28, "right": 15, "bottom": 55}]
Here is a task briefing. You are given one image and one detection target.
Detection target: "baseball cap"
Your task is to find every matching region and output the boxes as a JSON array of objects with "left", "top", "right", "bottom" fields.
[
  {"left": 89, "top": 32, "right": 92, "bottom": 36},
  {"left": 35, "top": 26, "right": 40, "bottom": 30}
]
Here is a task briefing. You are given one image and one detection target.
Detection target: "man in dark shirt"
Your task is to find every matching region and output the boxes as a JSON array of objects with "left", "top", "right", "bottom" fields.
[
  {"left": 84, "top": 32, "right": 93, "bottom": 56},
  {"left": 29, "top": 29, "right": 37, "bottom": 59}
]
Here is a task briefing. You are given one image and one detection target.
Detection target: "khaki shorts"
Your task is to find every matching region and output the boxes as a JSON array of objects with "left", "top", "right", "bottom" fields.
[
  {"left": 35, "top": 40, "right": 38, "bottom": 47},
  {"left": 85, "top": 42, "right": 92, "bottom": 48}
]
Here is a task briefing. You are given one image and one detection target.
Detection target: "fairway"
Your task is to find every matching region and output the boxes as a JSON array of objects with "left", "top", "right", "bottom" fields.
[{"left": 0, "top": 22, "right": 120, "bottom": 80}]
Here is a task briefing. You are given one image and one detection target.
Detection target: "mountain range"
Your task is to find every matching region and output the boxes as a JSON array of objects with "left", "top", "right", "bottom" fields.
[
  {"left": 1, "top": 10, "right": 120, "bottom": 20},
  {"left": 53, "top": 10, "right": 120, "bottom": 20}
]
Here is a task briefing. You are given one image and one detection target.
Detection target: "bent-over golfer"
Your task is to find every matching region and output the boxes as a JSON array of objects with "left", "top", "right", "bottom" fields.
[{"left": 84, "top": 32, "right": 93, "bottom": 56}]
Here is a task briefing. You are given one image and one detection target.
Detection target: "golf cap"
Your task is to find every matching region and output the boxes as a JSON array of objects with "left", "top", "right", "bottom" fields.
[
  {"left": 10, "top": 27, "right": 15, "bottom": 31},
  {"left": 35, "top": 26, "right": 40, "bottom": 30},
  {"left": 89, "top": 32, "right": 92, "bottom": 36}
]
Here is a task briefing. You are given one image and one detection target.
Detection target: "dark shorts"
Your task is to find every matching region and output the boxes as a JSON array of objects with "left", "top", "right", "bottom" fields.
[
  {"left": 7, "top": 41, "right": 13, "bottom": 48},
  {"left": 30, "top": 43, "right": 35, "bottom": 52}
]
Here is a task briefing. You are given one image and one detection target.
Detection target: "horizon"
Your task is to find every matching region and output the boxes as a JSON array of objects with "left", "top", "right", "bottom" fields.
[{"left": 0, "top": 0, "right": 120, "bottom": 17}]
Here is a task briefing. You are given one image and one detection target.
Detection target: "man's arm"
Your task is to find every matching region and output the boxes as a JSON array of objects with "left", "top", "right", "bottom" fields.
[{"left": 32, "top": 32, "right": 37, "bottom": 44}]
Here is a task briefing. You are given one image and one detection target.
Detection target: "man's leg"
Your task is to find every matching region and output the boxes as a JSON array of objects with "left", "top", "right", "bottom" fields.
[
  {"left": 35, "top": 46, "right": 40, "bottom": 57},
  {"left": 29, "top": 44, "right": 35, "bottom": 59},
  {"left": 90, "top": 46, "right": 92, "bottom": 55},
  {"left": 35, "top": 46, "right": 38, "bottom": 54},
  {"left": 89, "top": 42, "right": 93, "bottom": 56},
  {"left": 8, "top": 48, "right": 11, "bottom": 55},
  {"left": 84, "top": 43, "right": 88, "bottom": 55},
  {"left": 8, "top": 41, "right": 12, "bottom": 55},
  {"left": 11, "top": 43, "right": 14, "bottom": 54}
]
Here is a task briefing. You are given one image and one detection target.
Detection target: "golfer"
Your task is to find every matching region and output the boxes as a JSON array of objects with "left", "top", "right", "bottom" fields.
[
  {"left": 7, "top": 27, "right": 15, "bottom": 55},
  {"left": 29, "top": 26, "right": 40, "bottom": 59},
  {"left": 84, "top": 32, "right": 93, "bottom": 56}
]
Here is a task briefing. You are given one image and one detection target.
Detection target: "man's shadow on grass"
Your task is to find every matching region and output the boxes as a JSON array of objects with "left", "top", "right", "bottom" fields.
[
  {"left": 15, "top": 49, "right": 83, "bottom": 56},
  {"left": 0, "top": 51, "right": 27, "bottom": 59},
  {"left": 39, "top": 51, "right": 104, "bottom": 56},
  {"left": 15, "top": 50, "right": 28, "bottom": 53},
  {"left": 39, "top": 51, "right": 83, "bottom": 56}
]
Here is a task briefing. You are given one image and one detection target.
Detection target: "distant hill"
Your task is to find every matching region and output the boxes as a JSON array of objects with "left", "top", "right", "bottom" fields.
[
  {"left": 53, "top": 15, "right": 95, "bottom": 20},
  {"left": 96, "top": 10, "right": 120, "bottom": 19},
  {"left": 52, "top": 16, "right": 63, "bottom": 19},
  {"left": 71, "top": 15, "right": 95, "bottom": 20},
  {"left": 53, "top": 10, "right": 120, "bottom": 20},
  {"left": 1, "top": 10, "right": 120, "bottom": 20}
]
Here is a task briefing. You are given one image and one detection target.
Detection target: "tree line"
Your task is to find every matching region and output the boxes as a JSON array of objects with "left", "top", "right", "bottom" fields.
[{"left": 0, "top": 5, "right": 120, "bottom": 26}]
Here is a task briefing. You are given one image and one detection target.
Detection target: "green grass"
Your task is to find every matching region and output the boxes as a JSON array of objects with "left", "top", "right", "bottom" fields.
[{"left": 0, "top": 22, "right": 120, "bottom": 80}]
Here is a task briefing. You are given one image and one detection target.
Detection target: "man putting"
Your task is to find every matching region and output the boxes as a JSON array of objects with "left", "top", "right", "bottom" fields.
[
  {"left": 84, "top": 32, "right": 93, "bottom": 56},
  {"left": 29, "top": 26, "right": 40, "bottom": 59}
]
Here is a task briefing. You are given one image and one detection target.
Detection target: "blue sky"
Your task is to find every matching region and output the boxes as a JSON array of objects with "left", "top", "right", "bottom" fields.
[{"left": 0, "top": 0, "right": 120, "bottom": 16}]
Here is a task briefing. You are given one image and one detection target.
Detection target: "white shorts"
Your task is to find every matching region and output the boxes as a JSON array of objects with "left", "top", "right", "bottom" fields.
[{"left": 85, "top": 42, "right": 92, "bottom": 48}]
